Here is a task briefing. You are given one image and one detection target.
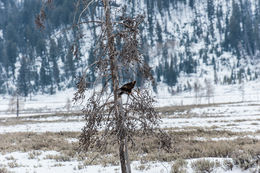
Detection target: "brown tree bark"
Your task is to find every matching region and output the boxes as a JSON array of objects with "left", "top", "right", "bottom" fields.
[{"left": 103, "top": 0, "right": 127, "bottom": 173}]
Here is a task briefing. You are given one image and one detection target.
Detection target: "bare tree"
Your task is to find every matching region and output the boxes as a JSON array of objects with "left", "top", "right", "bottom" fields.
[
  {"left": 65, "top": 98, "right": 71, "bottom": 112},
  {"left": 16, "top": 92, "right": 19, "bottom": 117},
  {"left": 193, "top": 79, "right": 201, "bottom": 105},
  {"left": 73, "top": 1, "right": 169, "bottom": 172},
  {"left": 239, "top": 81, "right": 245, "bottom": 102},
  {"left": 37, "top": 1, "right": 170, "bottom": 172},
  {"left": 7, "top": 91, "right": 24, "bottom": 117},
  {"left": 205, "top": 79, "right": 214, "bottom": 104}
]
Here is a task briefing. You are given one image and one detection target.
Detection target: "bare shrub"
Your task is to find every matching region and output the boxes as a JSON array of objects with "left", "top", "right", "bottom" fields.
[
  {"left": 44, "top": 154, "right": 71, "bottom": 162},
  {"left": 7, "top": 96, "right": 16, "bottom": 113},
  {"left": 77, "top": 164, "right": 84, "bottom": 170},
  {"left": 232, "top": 150, "right": 258, "bottom": 170},
  {"left": 52, "top": 163, "right": 64, "bottom": 167},
  {"left": 191, "top": 159, "right": 215, "bottom": 173},
  {"left": 205, "top": 79, "right": 214, "bottom": 104},
  {"left": 7, "top": 161, "right": 19, "bottom": 168},
  {"left": 135, "top": 164, "right": 151, "bottom": 171},
  {"left": 65, "top": 98, "right": 71, "bottom": 112},
  {"left": 5, "top": 156, "right": 15, "bottom": 161},
  {"left": 7, "top": 95, "right": 24, "bottom": 114},
  {"left": 28, "top": 151, "right": 42, "bottom": 159},
  {"left": 222, "top": 159, "right": 233, "bottom": 171},
  {"left": 0, "top": 168, "right": 9, "bottom": 173},
  {"left": 100, "top": 154, "right": 119, "bottom": 167},
  {"left": 194, "top": 80, "right": 202, "bottom": 105},
  {"left": 170, "top": 159, "right": 188, "bottom": 173}
]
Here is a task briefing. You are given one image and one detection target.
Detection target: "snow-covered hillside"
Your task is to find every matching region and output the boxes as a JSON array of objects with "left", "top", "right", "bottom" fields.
[{"left": 0, "top": 0, "right": 260, "bottom": 96}]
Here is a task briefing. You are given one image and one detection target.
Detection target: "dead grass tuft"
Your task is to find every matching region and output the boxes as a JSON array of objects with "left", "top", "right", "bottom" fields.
[
  {"left": 170, "top": 159, "right": 187, "bottom": 173},
  {"left": 135, "top": 164, "right": 151, "bottom": 171},
  {"left": 28, "top": 151, "right": 42, "bottom": 159},
  {"left": 0, "top": 132, "right": 79, "bottom": 155},
  {"left": 7, "top": 161, "right": 19, "bottom": 168},
  {"left": 222, "top": 159, "right": 233, "bottom": 171},
  {"left": 44, "top": 154, "right": 71, "bottom": 162},
  {"left": 5, "top": 156, "right": 15, "bottom": 161},
  {"left": 0, "top": 168, "right": 10, "bottom": 173},
  {"left": 232, "top": 150, "right": 260, "bottom": 170},
  {"left": 191, "top": 159, "right": 216, "bottom": 173}
]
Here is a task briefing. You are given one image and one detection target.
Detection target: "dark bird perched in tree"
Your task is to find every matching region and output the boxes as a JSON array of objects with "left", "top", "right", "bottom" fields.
[{"left": 118, "top": 81, "right": 136, "bottom": 96}]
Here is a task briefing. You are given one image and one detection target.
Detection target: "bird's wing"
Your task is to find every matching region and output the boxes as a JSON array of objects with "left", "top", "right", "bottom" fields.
[{"left": 119, "top": 82, "right": 131, "bottom": 90}]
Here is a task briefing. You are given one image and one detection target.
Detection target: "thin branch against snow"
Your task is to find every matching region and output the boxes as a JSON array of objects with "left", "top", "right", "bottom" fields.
[{"left": 77, "top": 0, "right": 97, "bottom": 27}]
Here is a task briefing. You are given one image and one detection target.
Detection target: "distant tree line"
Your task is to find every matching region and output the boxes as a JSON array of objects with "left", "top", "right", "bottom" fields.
[{"left": 0, "top": 0, "right": 78, "bottom": 96}]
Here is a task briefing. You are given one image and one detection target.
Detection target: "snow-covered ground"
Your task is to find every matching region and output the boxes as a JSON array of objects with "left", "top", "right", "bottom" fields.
[
  {"left": 156, "top": 80, "right": 260, "bottom": 107},
  {"left": 0, "top": 151, "right": 257, "bottom": 173},
  {"left": 1, "top": 80, "right": 260, "bottom": 117},
  {"left": 0, "top": 81, "right": 260, "bottom": 172},
  {"left": 0, "top": 100, "right": 259, "bottom": 134},
  {"left": 0, "top": 151, "right": 172, "bottom": 173}
]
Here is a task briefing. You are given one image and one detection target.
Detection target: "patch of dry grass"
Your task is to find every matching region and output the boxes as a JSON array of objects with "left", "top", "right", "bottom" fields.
[
  {"left": 170, "top": 159, "right": 187, "bottom": 173},
  {"left": 156, "top": 102, "right": 241, "bottom": 116},
  {"left": 0, "top": 132, "right": 79, "bottom": 155},
  {"left": 28, "top": 150, "right": 42, "bottom": 159},
  {"left": 191, "top": 159, "right": 217, "bottom": 173},
  {"left": 0, "top": 130, "right": 259, "bottom": 166},
  {"left": 44, "top": 154, "right": 71, "bottom": 162},
  {"left": 0, "top": 116, "right": 82, "bottom": 127},
  {"left": 232, "top": 150, "right": 260, "bottom": 170}
]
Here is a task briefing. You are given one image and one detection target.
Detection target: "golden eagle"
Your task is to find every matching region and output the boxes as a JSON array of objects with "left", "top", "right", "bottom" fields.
[{"left": 118, "top": 81, "right": 136, "bottom": 96}]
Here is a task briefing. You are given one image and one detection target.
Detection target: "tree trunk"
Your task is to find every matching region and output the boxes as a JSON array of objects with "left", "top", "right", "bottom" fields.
[
  {"left": 119, "top": 138, "right": 127, "bottom": 173},
  {"left": 124, "top": 97, "right": 131, "bottom": 173},
  {"left": 16, "top": 94, "right": 19, "bottom": 118},
  {"left": 125, "top": 137, "right": 131, "bottom": 173},
  {"left": 103, "top": 0, "right": 127, "bottom": 173}
]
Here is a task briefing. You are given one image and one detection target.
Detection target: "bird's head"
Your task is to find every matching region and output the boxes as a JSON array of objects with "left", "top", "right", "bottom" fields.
[{"left": 132, "top": 81, "right": 136, "bottom": 86}]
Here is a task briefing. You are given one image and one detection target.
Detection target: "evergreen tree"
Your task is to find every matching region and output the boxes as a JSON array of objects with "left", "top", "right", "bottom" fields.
[
  {"left": 0, "top": 65, "right": 6, "bottom": 94},
  {"left": 240, "top": 0, "right": 255, "bottom": 56},
  {"left": 64, "top": 50, "right": 76, "bottom": 81},
  {"left": 168, "top": 58, "right": 177, "bottom": 86},
  {"left": 207, "top": 0, "right": 215, "bottom": 37},
  {"left": 17, "top": 57, "right": 30, "bottom": 97},
  {"left": 156, "top": 21, "right": 163, "bottom": 43},
  {"left": 36, "top": 38, "right": 46, "bottom": 56},
  {"left": 57, "top": 37, "right": 65, "bottom": 62},
  {"left": 147, "top": 0, "right": 154, "bottom": 45},
  {"left": 189, "top": 0, "right": 195, "bottom": 8},
  {"left": 0, "top": 41, "right": 4, "bottom": 63},
  {"left": 163, "top": 60, "right": 169, "bottom": 83},
  {"left": 5, "top": 40, "right": 17, "bottom": 75},
  {"left": 155, "top": 66, "right": 161, "bottom": 82},
  {"left": 5, "top": 23, "right": 17, "bottom": 43},
  {"left": 49, "top": 39, "right": 60, "bottom": 87},
  {"left": 229, "top": 1, "right": 242, "bottom": 51},
  {"left": 87, "top": 47, "right": 96, "bottom": 86},
  {"left": 40, "top": 56, "right": 51, "bottom": 92},
  {"left": 156, "top": 0, "right": 163, "bottom": 15},
  {"left": 33, "top": 71, "right": 40, "bottom": 92}
]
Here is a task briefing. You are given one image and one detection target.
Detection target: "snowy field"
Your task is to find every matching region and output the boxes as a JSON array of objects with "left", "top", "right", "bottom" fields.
[{"left": 0, "top": 81, "right": 260, "bottom": 172}]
